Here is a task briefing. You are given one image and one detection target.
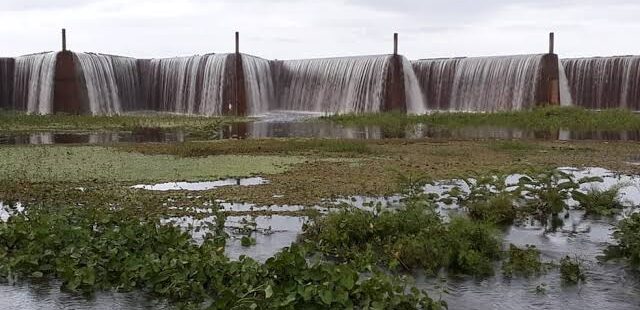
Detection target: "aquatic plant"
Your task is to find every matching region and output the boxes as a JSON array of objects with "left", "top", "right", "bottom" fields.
[
  {"left": 606, "top": 213, "right": 640, "bottom": 267},
  {"left": 0, "top": 203, "right": 445, "bottom": 309},
  {"left": 303, "top": 204, "right": 501, "bottom": 276},
  {"left": 502, "top": 244, "right": 544, "bottom": 278},
  {"left": 559, "top": 256, "right": 586, "bottom": 285},
  {"left": 572, "top": 183, "right": 627, "bottom": 216}
]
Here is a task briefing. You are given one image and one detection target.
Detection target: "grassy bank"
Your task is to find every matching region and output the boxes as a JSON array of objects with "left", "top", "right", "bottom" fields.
[
  {"left": 0, "top": 111, "right": 245, "bottom": 132},
  {"left": 324, "top": 107, "right": 640, "bottom": 131}
]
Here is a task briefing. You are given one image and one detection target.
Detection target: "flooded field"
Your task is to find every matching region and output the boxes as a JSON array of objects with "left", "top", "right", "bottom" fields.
[{"left": 2, "top": 109, "right": 640, "bottom": 309}]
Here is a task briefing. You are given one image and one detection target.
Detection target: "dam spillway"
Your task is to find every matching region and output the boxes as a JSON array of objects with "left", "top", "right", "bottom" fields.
[
  {"left": 1, "top": 47, "right": 639, "bottom": 115},
  {"left": 412, "top": 54, "right": 560, "bottom": 111},
  {"left": 562, "top": 56, "right": 640, "bottom": 110}
]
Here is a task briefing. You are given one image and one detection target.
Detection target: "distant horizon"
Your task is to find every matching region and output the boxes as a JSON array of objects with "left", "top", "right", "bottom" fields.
[{"left": 1, "top": 0, "right": 639, "bottom": 60}]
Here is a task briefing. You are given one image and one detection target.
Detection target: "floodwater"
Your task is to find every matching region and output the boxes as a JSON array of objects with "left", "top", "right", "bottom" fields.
[
  {"left": 3, "top": 112, "right": 640, "bottom": 144},
  {"left": 131, "top": 177, "right": 268, "bottom": 191},
  {"left": 2, "top": 167, "right": 640, "bottom": 309}
]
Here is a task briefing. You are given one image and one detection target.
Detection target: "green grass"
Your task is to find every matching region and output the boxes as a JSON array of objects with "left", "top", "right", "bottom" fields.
[
  {"left": 0, "top": 111, "right": 245, "bottom": 132},
  {"left": 324, "top": 106, "right": 640, "bottom": 131},
  {"left": 0, "top": 145, "right": 305, "bottom": 183},
  {"left": 119, "top": 139, "right": 372, "bottom": 157}
]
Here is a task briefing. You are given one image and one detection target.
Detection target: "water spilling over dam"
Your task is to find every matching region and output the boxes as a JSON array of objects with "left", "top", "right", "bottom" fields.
[
  {"left": 412, "top": 54, "right": 558, "bottom": 111},
  {"left": 13, "top": 52, "right": 58, "bottom": 114},
  {"left": 562, "top": 56, "right": 640, "bottom": 110},
  {"left": 273, "top": 55, "right": 391, "bottom": 114},
  {"left": 1, "top": 38, "right": 639, "bottom": 115}
]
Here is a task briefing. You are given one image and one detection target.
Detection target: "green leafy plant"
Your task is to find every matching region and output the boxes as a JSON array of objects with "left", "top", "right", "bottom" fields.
[
  {"left": 605, "top": 213, "right": 640, "bottom": 267},
  {"left": 559, "top": 256, "right": 586, "bottom": 285},
  {"left": 572, "top": 183, "right": 627, "bottom": 216},
  {"left": 502, "top": 244, "right": 544, "bottom": 278}
]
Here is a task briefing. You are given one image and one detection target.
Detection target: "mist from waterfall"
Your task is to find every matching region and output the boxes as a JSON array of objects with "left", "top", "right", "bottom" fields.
[
  {"left": 242, "top": 55, "right": 274, "bottom": 115},
  {"left": 413, "top": 55, "right": 544, "bottom": 111},
  {"left": 274, "top": 55, "right": 391, "bottom": 114},
  {"left": 13, "top": 52, "right": 58, "bottom": 114},
  {"left": 75, "top": 53, "right": 122, "bottom": 115},
  {"left": 562, "top": 56, "right": 640, "bottom": 110}
]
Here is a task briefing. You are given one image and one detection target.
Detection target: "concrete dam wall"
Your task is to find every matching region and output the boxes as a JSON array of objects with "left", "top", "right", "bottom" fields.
[{"left": 2, "top": 48, "right": 637, "bottom": 115}]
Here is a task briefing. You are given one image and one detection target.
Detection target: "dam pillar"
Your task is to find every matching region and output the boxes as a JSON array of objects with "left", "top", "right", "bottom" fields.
[
  {"left": 538, "top": 53, "right": 560, "bottom": 106},
  {"left": 0, "top": 57, "right": 15, "bottom": 110},
  {"left": 383, "top": 55, "right": 407, "bottom": 112},
  {"left": 223, "top": 33, "right": 247, "bottom": 116},
  {"left": 54, "top": 51, "right": 84, "bottom": 114}
]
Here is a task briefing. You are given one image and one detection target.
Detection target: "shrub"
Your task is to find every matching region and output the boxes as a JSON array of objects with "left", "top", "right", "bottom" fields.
[{"left": 502, "top": 244, "right": 543, "bottom": 278}]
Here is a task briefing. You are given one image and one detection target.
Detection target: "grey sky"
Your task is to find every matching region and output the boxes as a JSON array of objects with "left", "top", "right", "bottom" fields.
[{"left": 1, "top": 0, "right": 638, "bottom": 59}]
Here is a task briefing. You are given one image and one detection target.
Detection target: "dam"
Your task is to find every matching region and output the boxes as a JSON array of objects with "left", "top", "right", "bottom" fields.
[{"left": 0, "top": 31, "right": 636, "bottom": 116}]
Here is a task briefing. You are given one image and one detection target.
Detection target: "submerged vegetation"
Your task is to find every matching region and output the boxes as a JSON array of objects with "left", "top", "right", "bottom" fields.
[
  {"left": 572, "top": 184, "right": 627, "bottom": 216},
  {"left": 325, "top": 106, "right": 640, "bottom": 131},
  {"left": 559, "top": 256, "right": 586, "bottom": 285}
]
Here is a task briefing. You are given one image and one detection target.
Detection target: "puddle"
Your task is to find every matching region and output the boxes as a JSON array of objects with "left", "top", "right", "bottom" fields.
[
  {"left": 131, "top": 177, "right": 268, "bottom": 191},
  {"left": 163, "top": 214, "right": 306, "bottom": 263}
]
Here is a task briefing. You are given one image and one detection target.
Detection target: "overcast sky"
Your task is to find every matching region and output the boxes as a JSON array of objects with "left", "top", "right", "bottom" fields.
[{"left": 1, "top": 0, "right": 639, "bottom": 59}]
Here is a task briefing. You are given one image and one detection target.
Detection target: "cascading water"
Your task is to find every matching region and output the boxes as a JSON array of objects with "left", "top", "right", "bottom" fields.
[
  {"left": 558, "top": 60, "right": 573, "bottom": 107},
  {"left": 413, "top": 55, "right": 544, "bottom": 111},
  {"left": 111, "top": 55, "right": 141, "bottom": 112},
  {"left": 75, "top": 53, "right": 122, "bottom": 115},
  {"left": 242, "top": 55, "right": 274, "bottom": 115},
  {"left": 562, "top": 56, "right": 640, "bottom": 110},
  {"left": 412, "top": 58, "right": 462, "bottom": 110},
  {"left": 141, "top": 54, "right": 230, "bottom": 115},
  {"left": 0, "top": 58, "right": 14, "bottom": 110},
  {"left": 143, "top": 55, "right": 205, "bottom": 114},
  {"left": 199, "top": 54, "right": 229, "bottom": 116},
  {"left": 13, "top": 52, "right": 58, "bottom": 114},
  {"left": 400, "top": 56, "right": 426, "bottom": 114},
  {"left": 274, "top": 55, "right": 391, "bottom": 114}
]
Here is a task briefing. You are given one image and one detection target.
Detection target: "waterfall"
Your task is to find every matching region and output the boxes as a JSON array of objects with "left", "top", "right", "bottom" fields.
[
  {"left": 562, "top": 56, "right": 640, "bottom": 110},
  {"left": 413, "top": 55, "right": 544, "bottom": 111},
  {"left": 141, "top": 54, "right": 230, "bottom": 115},
  {"left": 111, "top": 56, "right": 141, "bottom": 111},
  {"left": 401, "top": 56, "right": 426, "bottom": 114},
  {"left": 412, "top": 58, "right": 462, "bottom": 110},
  {"left": 75, "top": 53, "right": 122, "bottom": 115},
  {"left": 274, "top": 55, "right": 391, "bottom": 114},
  {"left": 558, "top": 60, "right": 573, "bottom": 107},
  {"left": 13, "top": 52, "right": 58, "bottom": 114},
  {"left": 199, "top": 54, "right": 229, "bottom": 116},
  {"left": 242, "top": 55, "right": 274, "bottom": 115},
  {"left": 0, "top": 58, "right": 14, "bottom": 110}
]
